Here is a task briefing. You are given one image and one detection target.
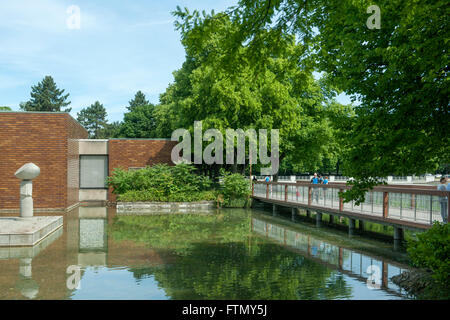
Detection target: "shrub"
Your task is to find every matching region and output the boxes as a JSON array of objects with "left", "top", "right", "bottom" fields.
[
  {"left": 107, "top": 163, "right": 212, "bottom": 196},
  {"left": 220, "top": 171, "right": 251, "bottom": 207},
  {"left": 407, "top": 222, "right": 450, "bottom": 288}
]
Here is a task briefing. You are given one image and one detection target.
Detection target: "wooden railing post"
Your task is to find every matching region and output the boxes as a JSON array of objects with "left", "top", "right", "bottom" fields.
[
  {"left": 383, "top": 192, "right": 389, "bottom": 219},
  {"left": 266, "top": 184, "right": 269, "bottom": 199},
  {"left": 285, "top": 184, "right": 288, "bottom": 202},
  {"left": 308, "top": 186, "right": 312, "bottom": 206}
]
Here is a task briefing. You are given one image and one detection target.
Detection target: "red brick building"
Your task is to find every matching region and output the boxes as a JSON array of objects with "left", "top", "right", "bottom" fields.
[{"left": 0, "top": 112, "right": 176, "bottom": 212}]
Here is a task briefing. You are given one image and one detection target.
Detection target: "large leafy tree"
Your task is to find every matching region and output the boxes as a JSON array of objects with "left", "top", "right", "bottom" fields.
[
  {"left": 161, "top": 13, "right": 347, "bottom": 176},
  {"left": 20, "top": 76, "right": 71, "bottom": 112},
  {"left": 77, "top": 101, "right": 108, "bottom": 139},
  {"left": 176, "top": 0, "right": 449, "bottom": 200}
]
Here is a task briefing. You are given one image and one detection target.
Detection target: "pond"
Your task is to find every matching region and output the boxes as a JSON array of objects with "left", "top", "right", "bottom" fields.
[{"left": 0, "top": 206, "right": 413, "bottom": 300}]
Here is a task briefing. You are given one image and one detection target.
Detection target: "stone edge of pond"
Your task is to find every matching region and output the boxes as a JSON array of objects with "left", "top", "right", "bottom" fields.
[
  {"left": 390, "top": 268, "right": 447, "bottom": 299},
  {"left": 116, "top": 200, "right": 217, "bottom": 215}
]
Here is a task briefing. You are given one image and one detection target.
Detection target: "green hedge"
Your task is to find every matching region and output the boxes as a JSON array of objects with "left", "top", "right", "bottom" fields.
[
  {"left": 407, "top": 222, "right": 450, "bottom": 288},
  {"left": 108, "top": 163, "right": 211, "bottom": 193}
]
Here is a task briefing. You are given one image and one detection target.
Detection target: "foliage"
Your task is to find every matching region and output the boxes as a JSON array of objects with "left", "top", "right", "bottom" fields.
[
  {"left": 107, "top": 163, "right": 212, "bottom": 201},
  {"left": 100, "top": 121, "right": 121, "bottom": 139},
  {"left": 118, "top": 104, "right": 157, "bottom": 138},
  {"left": 219, "top": 170, "right": 251, "bottom": 207},
  {"left": 127, "top": 90, "right": 149, "bottom": 112},
  {"left": 174, "top": 0, "right": 449, "bottom": 201},
  {"left": 0, "top": 106, "right": 11, "bottom": 111},
  {"left": 407, "top": 222, "right": 450, "bottom": 288},
  {"left": 76, "top": 101, "right": 108, "bottom": 138},
  {"left": 20, "top": 75, "right": 71, "bottom": 112},
  {"left": 162, "top": 12, "right": 347, "bottom": 174}
]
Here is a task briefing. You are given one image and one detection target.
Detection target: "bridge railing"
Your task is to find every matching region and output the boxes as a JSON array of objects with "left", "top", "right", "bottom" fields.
[{"left": 252, "top": 181, "right": 450, "bottom": 226}]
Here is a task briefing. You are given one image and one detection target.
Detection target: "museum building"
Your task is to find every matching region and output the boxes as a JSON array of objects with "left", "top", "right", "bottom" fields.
[{"left": 0, "top": 112, "right": 176, "bottom": 212}]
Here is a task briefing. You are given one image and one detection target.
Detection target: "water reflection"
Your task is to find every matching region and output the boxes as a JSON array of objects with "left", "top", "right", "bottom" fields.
[
  {"left": 0, "top": 227, "right": 62, "bottom": 299},
  {"left": 251, "top": 215, "right": 408, "bottom": 297},
  {"left": 0, "top": 207, "right": 413, "bottom": 300}
]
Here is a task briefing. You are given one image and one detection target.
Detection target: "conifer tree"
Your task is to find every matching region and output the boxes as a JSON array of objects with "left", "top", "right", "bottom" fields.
[
  {"left": 77, "top": 101, "right": 108, "bottom": 138},
  {"left": 127, "top": 90, "right": 149, "bottom": 111},
  {"left": 20, "top": 76, "right": 71, "bottom": 112}
]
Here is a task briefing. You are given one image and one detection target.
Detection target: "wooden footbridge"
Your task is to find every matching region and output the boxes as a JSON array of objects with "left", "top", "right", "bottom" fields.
[{"left": 252, "top": 181, "right": 449, "bottom": 243}]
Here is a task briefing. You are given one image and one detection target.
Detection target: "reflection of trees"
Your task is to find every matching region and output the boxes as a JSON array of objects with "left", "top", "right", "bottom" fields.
[
  {"left": 153, "top": 241, "right": 353, "bottom": 299},
  {"left": 110, "top": 210, "right": 352, "bottom": 300},
  {"left": 110, "top": 210, "right": 252, "bottom": 255}
]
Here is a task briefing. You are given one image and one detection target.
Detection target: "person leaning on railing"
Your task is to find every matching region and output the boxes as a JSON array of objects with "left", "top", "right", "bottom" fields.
[{"left": 437, "top": 177, "right": 448, "bottom": 223}]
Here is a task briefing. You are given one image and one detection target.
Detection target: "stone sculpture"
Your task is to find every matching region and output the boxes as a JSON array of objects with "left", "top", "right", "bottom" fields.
[{"left": 14, "top": 163, "right": 40, "bottom": 218}]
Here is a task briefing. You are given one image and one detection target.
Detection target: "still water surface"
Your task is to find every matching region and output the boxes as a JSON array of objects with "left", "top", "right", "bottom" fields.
[{"left": 0, "top": 207, "right": 412, "bottom": 299}]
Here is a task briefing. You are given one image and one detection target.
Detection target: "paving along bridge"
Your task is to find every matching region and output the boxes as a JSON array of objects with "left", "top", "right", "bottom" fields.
[{"left": 251, "top": 181, "right": 450, "bottom": 246}]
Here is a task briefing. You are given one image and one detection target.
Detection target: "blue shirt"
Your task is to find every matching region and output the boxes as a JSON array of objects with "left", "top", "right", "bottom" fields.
[
  {"left": 323, "top": 179, "right": 329, "bottom": 184},
  {"left": 311, "top": 177, "right": 319, "bottom": 184},
  {"left": 265, "top": 177, "right": 270, "bottom": 182}
]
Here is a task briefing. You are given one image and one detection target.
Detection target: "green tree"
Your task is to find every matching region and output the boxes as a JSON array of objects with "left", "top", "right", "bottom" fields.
[
  {"left": 99, "top": 121, "right": 121, "bottom": 139},
  {"left": 20, "top": 76, "right": 71, "bottom": 112},
  {"left": 127, "top": 90, "right": 149, "bottom": 112},
  {"left": 163, "top": 14, "right": 346, "bottom": 177},
  {"left": 0, "top": 106, "right": 11, "bottom": 111},
  {"left": 76, "top": 101, "right": 108, "bottom": 138},
  {"left": 175, "top": 0, "right": 449, "bottom": 201},
  {"left": 118, "top": 104, "right": 157, "bottom": 138}
]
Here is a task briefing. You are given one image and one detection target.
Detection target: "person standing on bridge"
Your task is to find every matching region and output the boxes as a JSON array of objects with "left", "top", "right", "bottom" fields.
[
  {"left": 437, "top": 177, "right": 448, "bottom": 223},
  {"left": 311, "top": 173, "right": 320, "bottom": 203}
]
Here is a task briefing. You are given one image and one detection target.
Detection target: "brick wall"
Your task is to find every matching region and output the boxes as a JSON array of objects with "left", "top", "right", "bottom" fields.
[
  {"left": 0, "top": 113, "right": 88, "bottom": 211},
  {"left": 108, "top": 139, "right": 177, "bottom": 202},
  {"left": 66, "top": 116, "right": 90, "bottom": 208}
]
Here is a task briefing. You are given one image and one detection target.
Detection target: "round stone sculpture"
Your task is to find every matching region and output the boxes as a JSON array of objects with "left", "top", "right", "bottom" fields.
[
  {"left": 15, "top": 163, "right": 40, "bottom": 180},
  {"left": 14, "top": 163, "right": 40, "bottom": 218}
]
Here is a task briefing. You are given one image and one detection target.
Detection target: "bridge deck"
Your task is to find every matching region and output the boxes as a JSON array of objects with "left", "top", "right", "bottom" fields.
[{"left": 252, "top": 181, "right": 450, "bottom": 231}]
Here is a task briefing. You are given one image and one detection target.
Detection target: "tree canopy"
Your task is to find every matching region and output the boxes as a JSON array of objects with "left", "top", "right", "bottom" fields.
[
  {"left": 159, "top": 13, "right": 349, "bottom": 175},
  {"left": 171, "top": 0, "right": 449, "bottom": 199},
  {"left": 20, "top": 76, "right": 71, "bottom": 112},
  {"left": 76, "top": 101, "right": 108, "bottom": 139}
]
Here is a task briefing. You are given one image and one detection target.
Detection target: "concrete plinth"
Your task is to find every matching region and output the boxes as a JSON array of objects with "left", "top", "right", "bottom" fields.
[
  {"left": 272, "top": 204, "right": 278, "bottom": 216},
  {"left": 0, "top": 216, "right": 63, "bottom": 247},
  {"left": 349, "top": 218, "right": 356, "bottom": 236},
  {"left": 359, "top": 220, "right": 365, "bottom": 232},
  {"left": 393, "top": 227, "right": 404, "bottom": 251},
  {"left": 306, "top": 210, "right": 311, "bottom": 218},
  {"left": 291, "top": 208, "right": 296, "bottom": 221},
  {"left": 329, "top": 215, "right": 334, "bottom": 224},
  {"left": 316, "top": 212, "right": 322, "bottom": 228}
]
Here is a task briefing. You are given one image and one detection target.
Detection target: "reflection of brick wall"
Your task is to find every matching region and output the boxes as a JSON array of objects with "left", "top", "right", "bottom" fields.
[
  {"left": 108, "top": 139, "right": 176, "bottom": 202},
  {"left": 0, "top": 113, "right": 88, "bottom": 211}
]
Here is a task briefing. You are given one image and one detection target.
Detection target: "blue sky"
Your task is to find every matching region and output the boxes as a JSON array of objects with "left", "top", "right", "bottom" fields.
[{"left": 0, "top": 0, "right": 352, "bottom": 122}]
